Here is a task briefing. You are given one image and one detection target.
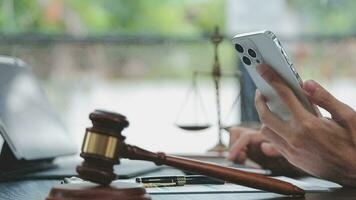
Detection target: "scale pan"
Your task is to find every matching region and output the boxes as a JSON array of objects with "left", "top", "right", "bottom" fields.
[{"left": 175, "top": 124, "right": 211, "bottom": 131}]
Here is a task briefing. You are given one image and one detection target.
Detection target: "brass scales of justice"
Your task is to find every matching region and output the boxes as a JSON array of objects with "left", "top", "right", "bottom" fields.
[{"left": 174, "top": 26, "right": 241, "bottom": 152}]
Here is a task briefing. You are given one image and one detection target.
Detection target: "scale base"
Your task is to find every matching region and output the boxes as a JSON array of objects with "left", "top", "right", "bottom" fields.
[
  {"left": 208, "top": 142, "right": 227, "bottom": 153},
  {"left": 46, "top": 181, "right": 150, "bottom": 200}
]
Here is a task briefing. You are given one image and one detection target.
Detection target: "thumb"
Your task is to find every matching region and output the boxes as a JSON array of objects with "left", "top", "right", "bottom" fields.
[{"left": 303, "top": 80, "right": 354, "bottom": 124}]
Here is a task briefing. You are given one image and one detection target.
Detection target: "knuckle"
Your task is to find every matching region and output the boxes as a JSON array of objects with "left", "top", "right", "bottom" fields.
[
  {"left": 313, "top": 88, "right": 328, "bottom": 104},
  {"left": 332, "top": 107, "right": 355, "bottom": 127},
  {"left": 351, "top": 113, "right": 356, "bottom": 124},
  {"left": 313, "top": 87, "right": 326, "bottom": 102},
  {"left": 345, "top": 110, "right": 356, "bottom": 123},
  {"left": 318, "top": 94, "right": 329, "bottom": 105},
  {"left": 300, "top": 119, "right": 316, "bottom": 133},
  {"left": 288, "top": 119, "right": 316, "bottom": 148}
]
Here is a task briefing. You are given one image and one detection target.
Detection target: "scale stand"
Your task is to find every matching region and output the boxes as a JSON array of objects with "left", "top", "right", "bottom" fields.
[{"left": 177, "top": 26, "right": 241, "bottom": 153}]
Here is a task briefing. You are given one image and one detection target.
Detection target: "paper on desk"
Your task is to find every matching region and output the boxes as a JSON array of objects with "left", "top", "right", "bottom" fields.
[
  {"left": 144, "top": 176, "right": 342, "bottom": 194},
  {"left": 275, "top": 176, "right": 342, "bottom": 192},
  {"left": 146, "top": 183, "right": 258, "bottom": 194}
]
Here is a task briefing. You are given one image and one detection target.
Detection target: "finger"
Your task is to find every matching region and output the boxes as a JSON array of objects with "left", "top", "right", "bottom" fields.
[
  {"left": 236, "top": 151, "right": 247, "bottom": 163},
  {"left": 256, "top": 64, "right": 307, "bottom": 118},
  {"left": 301, "top": 87, "right": 323, "bottom": 117},
  {"left": 303, "top": 80, "right": 355, "bottom": 126},
  {"left": 260, "top": 142, "right": 281, "bottom": 157},
  {"left": 227, "top": 134, "right": 250, "bottom": 162},
  {"left": 260, "top": 125, "right": 291, "bottom": 156},
  {"left": 228, "top": 126, "right": 251, "bottom": 146},
  {"left": 255, "top": 90, "right": 289, "bottom": 136}
]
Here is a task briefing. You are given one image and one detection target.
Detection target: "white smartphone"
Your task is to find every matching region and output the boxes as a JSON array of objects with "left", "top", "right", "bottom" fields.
[{"left": 232, "top": 30, "right": 318, "bottom": 120}]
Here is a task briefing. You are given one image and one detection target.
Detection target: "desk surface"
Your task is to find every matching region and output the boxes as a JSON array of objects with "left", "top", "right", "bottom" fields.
[
  {"left": 1, "top": 179, "right": 356, "bottom": 200},
  {"left": 1, "top": 165, "right": 355, "bottom": 200}
]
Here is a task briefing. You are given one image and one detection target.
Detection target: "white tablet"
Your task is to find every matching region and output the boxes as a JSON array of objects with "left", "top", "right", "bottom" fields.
[{"left": 0, "top": 56, "right": 76, "bottom": 161}]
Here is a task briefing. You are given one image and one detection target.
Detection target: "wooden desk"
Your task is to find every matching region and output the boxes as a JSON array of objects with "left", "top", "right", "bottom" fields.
[{"left": 1, "top": 172, "right": 355, "bottom": 200}]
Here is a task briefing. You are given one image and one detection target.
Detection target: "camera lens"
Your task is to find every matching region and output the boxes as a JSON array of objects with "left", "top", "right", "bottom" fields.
[
  {"left": 242, "top": 56, "right": 251, "bottom": 65},
  {"left": 248, "top": 49, "right": 256, "bottom": 58},
  {"left": 235, "top": 44, "right": 244, "bottom": 53}
]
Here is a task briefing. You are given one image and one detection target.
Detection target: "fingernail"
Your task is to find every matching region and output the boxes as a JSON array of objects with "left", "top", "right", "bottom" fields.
[
  {"left": 303, "top": 80, "right": 318, "bottom": 94},
  {"left": 256, "top": 64, "right": 268, "bottom": 75}
]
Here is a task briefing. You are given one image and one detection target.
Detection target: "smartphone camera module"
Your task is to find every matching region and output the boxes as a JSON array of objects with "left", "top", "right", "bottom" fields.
[
  {"left": 235, "top": 44, "right": 244, "bottom": 53},
  {"left": 242, "top": 56, "right": 251, "bottom": 65},
  {"left": 248, "top": 49, "right": 257, "bottom": 58}
]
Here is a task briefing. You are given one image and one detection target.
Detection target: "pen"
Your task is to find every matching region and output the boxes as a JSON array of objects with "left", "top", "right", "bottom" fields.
[{"left": 136, "top": 175, "right": 225, "bottom": 187}]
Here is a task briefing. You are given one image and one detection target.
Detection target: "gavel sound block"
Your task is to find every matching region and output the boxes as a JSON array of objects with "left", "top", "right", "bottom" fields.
[{"left": 47, "top": 110, "right": 304, "bottom": 199}]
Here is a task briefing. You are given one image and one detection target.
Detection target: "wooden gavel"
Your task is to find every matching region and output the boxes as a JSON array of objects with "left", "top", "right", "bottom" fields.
[{"left": 76, "top": 110, "right": 304, "bottom": 196}]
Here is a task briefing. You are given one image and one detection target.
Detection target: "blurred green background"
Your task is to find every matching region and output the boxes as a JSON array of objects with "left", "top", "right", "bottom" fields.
[
  {"left": 1, "top": 0, "right": 224, "bottom": 35},
  {"left": 1, "top": 0, "right": 356, "bottom": 81},
  {"left": 3, "top": 0, "right": 356, "bottom": 35}
]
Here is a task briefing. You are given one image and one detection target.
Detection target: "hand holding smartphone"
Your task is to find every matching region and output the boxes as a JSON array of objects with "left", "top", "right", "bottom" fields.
[{"left": 232, "top": 31, "right": 318, "bottom": 121}]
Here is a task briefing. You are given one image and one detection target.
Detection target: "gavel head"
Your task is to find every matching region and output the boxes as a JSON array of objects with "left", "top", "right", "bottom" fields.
[{"left": 76, "top": 110, "right": 129, "bottom": 185}]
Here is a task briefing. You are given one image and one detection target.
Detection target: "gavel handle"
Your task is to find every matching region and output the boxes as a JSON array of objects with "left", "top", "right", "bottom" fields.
[{"left": 122, "top": 145, "right": 304, "bottom": 196}]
